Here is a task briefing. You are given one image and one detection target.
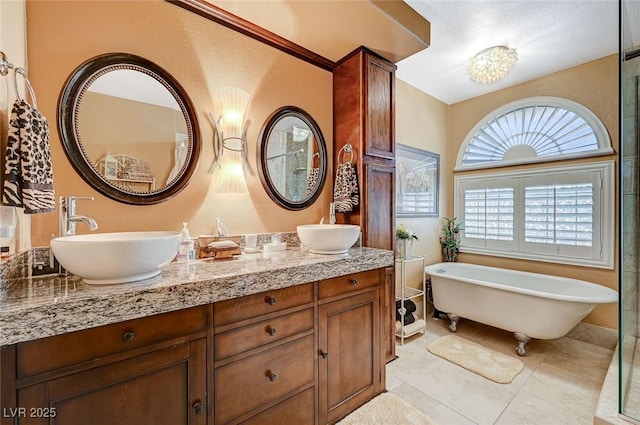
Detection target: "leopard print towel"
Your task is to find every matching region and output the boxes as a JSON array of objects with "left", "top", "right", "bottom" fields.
[
  {"left": 333, "top": 162, "right": 360, "bottom": 213},
  {"left": 2, "top": 99, "right": 55, "bottom": 214},
  {"left": 305, "top": 167, "right": 320, "bottom": 196}
]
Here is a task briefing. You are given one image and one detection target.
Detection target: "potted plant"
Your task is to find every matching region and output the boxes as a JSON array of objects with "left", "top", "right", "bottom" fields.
[
  {"left": 396, "top": 223, "right": 418, "bottom": 259},
  {"left": 440, "top": 217, "right": 462, "bottom": 262}
]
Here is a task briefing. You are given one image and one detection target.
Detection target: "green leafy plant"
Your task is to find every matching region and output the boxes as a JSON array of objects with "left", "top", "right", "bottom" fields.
[
  {"left": 396, "top": 223, "right": 418, "bottom": 241},
  {"left": 440, "top": 217, "right": 462, "bottom": 261}
]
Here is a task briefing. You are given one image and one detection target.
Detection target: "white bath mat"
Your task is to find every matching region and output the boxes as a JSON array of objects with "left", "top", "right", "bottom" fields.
[
  {"left": 337, "top": 392, "right": 435, "bottom": 425},
  {"left": 427, "top": 335, "right": 524, "bottom": 384}
]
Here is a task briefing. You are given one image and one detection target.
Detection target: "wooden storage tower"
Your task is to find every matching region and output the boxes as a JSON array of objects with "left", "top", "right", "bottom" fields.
[{"left": 333, "top": 46, "right": 397, "bottom": 362}]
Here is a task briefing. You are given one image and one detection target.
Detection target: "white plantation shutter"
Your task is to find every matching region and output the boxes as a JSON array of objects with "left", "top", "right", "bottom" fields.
[
  {"left": 520, "top": 170, "right": 601, "bottom": 260},
  {"left": 455, "top": 162, "right": 613, "bottom": 268},
  {"left": 464, "top": 188, "right": 514, "bottom": 241},
  {"left": 524, "top": 183, "right": 593, "bottom": 246},
  {"left": 459, "top": 179, "right": 517, "bottom": 251}
]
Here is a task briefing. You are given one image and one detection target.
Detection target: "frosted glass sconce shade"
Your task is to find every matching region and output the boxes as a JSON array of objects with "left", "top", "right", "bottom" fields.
[
  {"left": 209, "top": 87, "right": 254, "bottom": 193},
  {"left": 215, "top": 86, "right": 250, "bottom": 139}
]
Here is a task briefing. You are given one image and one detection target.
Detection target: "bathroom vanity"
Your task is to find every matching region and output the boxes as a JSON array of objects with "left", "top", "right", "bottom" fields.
[{"left": 0, "top": 246, "right": 393, "bottom": 424}]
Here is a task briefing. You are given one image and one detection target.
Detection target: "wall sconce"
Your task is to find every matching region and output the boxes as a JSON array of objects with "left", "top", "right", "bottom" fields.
[
  {"left": 467, "top": 45, "right": 518, "bottom": 84},
  {"left": 209, "top": 86, "right": 255, "bottom": 193}
]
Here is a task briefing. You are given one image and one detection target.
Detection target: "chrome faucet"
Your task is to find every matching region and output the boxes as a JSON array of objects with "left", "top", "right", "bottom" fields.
[
  {"left": 59, "top": 196, "right": 99, "bottom": 236},
  {"left": 329, "top": 202, "right": 336, "bottom": 225}
]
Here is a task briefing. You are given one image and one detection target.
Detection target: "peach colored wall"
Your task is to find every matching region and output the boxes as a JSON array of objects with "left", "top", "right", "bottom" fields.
[
  {"left": 26, "top": 0, "right": 333, "bottom": 246},
  {"left": 447, "top": 55, "right": 619, "bottom": 330},
  {"left": 395, "top": 80, "right": 449, "bottom": 290},
  {"left": 81, "top": 93, "right": 184, "bottom": 185}
]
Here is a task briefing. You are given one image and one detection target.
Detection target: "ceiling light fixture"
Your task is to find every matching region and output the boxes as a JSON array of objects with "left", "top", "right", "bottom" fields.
[{"left": 467, "top": 46, "right": 518, "bottom": 84}]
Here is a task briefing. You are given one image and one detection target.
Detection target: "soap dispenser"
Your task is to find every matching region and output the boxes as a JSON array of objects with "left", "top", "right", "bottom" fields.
[{"left": 177, "top": 222, "right": 195, "bottom": 262}]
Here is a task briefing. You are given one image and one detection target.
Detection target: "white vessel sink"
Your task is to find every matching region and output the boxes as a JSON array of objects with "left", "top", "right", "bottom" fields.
[
  {"left": 297, "top": 224, "right": 360, "bottom": 254},
  {"left": 51, "top": 231, "right": 181, "bottom": 284}
]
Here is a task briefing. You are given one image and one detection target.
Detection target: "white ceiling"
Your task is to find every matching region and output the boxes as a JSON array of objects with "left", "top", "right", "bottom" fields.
[
  {"left": 88, "top": 69, "right": 181, "bottom": 111},
  {"left": 396, "top": 0, "right": 620, "bottom": 105}
]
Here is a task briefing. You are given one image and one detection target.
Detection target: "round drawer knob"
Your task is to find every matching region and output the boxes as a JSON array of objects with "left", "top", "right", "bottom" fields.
[
  {"left": 266, "top": 297, "right": 277, "bottom": 305},
  {"left": 268, "top": 372, "right": 277, "bottom": 382},
  {"left": 193, "top": 401, "right": 204, "bottom": 415},
  {"left": 267, "top": 327, "right": 277, "bottom": 336},
  {"left": 349, "top": 279, "right": 358, "bottom": 286},
  {"left": 122, "top": 331, "right": 135, "bottom": 343},
  {"left": 320, "top": 351, "right": 329, "bottom": 359}
]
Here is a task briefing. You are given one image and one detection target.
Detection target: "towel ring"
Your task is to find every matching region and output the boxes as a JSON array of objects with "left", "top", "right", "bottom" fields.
[
  {"left": 338, "top": 143, "right": 355, "bottom": 164},
  {"left": 13, "top": 67, "right": 38, "bottom": 109}
]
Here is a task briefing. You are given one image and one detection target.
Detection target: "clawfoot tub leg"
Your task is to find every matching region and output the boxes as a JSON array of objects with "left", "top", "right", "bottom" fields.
[
  {"left": 446, "top": 313, "right": 460, "bottom": 333},
  {"left": 514, "top": 332, "right": 531, "bottom": 356}
]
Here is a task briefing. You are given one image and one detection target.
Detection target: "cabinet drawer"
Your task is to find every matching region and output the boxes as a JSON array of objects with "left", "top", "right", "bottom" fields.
[
  {"left": 214, "top": 308, "right": 313, "bottom": 361},
  {"left": 242, "top": 387, "right": 315, "bottom": 425},
  {"left": 214, "top": 335, "right": 314, "bottom": 424},
  {"left": 17, "top": 306, "right": 208, "bottom": 378},
  {"left": 214, "top": 283, "right": 312, "bottom": 327},
  {"left": 318, "top": 269, "right": 380, "bottom": 300}
]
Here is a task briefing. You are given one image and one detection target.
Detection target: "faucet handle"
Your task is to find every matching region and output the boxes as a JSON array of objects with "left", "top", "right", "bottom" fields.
[{"left": 61, "top": 196, "right": 94, "bottom": 209}]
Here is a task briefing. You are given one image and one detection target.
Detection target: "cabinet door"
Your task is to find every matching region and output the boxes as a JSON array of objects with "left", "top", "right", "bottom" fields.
[
  {"left": 16, "top": 339, "right": 207, "bottom": 425},
  {"left": 364, "top": 51, "right": 395, "bottom": 160},
  {"left": 318, "top": 289, "right": 381, "bottom": 424},
  {"left": 362, "top": 161, "right": 395, "bottom": 250}
]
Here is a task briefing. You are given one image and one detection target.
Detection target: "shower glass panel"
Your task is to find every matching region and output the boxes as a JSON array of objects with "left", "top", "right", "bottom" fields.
[{"left": 621, "top": 0, "right": 640, "bottom": 421}]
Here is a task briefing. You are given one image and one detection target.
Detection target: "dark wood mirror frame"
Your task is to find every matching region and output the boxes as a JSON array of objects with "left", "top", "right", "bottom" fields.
[
  {"left": 57, "top": 52, "right": 201, "bottom": 205},
  {"left": 258, "top": 106, "right": 327, "bottom": 211}
]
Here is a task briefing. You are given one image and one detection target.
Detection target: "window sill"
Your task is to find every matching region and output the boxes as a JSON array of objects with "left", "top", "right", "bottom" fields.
[{"left": 460, "top": 246, "right": 614, "bottom": 270}]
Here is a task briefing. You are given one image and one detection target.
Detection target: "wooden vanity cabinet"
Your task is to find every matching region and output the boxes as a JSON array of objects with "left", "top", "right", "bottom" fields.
[
  {"left": 334, "top": 47, "right": 396, "bottom": 164},
  {"left": 333, "top": 46, "right": 397, "bottom": 250},
  {"left": 16, "top": 340, "right": 207, "bottom": 425},
  {"left": 0, "top": 268, "right": 388, "bottom": 425},
  {"left": 212, "top": 270, "right": 385, "bottom": 425},
  {"left": 212, "top": 283, "right": 315, "bottom": 425},
  {"left": 334, "top": 46, "right": 397, "bottom": 362},
  {"left": 317, "top": 270, "right": 384, "bottom": 424},
  {"left": 1, "top": 306, "right": 210, "bottom": 425}
]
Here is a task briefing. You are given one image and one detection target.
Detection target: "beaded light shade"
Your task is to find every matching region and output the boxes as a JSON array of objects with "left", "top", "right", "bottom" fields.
[{"left": 467, "top": 46, "right": 518, "bottom": 84}]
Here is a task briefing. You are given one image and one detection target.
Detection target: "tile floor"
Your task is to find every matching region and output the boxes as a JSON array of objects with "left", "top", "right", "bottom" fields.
[{"left": 387, "top": 314, "right": 614, "bottom": 425}]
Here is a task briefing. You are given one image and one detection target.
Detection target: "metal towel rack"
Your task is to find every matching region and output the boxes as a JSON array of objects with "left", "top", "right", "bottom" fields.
[
  {"left": 337, "top": 143, "right": 355, "bottom": 164},
  {"left": 0, "top": 51, "right": 38, "bottom": 108}
]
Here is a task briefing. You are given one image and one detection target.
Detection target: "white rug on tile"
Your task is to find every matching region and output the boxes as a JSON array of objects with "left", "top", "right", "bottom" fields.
[
  {"left": 427, "top": 334, "right": 524, "bottom": 384},
  {"left": 336, "top": 392, "right": 435, "bottom": 425}
]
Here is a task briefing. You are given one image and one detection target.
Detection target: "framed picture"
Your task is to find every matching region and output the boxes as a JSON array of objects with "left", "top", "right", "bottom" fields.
[{"left": 396, "top": 144, "right": 439, "bottom": 217}]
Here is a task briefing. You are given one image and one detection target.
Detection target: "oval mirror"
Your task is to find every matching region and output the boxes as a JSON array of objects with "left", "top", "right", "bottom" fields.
[
  {"left": 58, "top": 53, "right": 200, "bottom": 205},
  {"left": 258, "top": 106, "right": 327, "bottom": 210}
]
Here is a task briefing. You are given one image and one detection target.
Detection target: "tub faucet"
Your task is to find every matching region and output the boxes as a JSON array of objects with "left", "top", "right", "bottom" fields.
[{"left": 59, "top": 196, "right": 99, "bottom": 236}]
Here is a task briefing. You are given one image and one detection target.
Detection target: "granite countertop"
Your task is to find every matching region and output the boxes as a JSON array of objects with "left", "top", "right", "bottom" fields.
[{"left": 0, "top": 246, "right": 394, "bottom": 346}]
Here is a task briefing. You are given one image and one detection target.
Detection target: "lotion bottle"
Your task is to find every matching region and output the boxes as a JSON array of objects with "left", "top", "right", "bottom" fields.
[{"left": 177, "top": 222, "right": 195, "bottom": 262}]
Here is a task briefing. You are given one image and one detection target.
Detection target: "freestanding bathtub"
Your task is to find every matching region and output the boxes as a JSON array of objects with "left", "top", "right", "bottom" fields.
[{"left": 425, "top": 262, "right": 618, "bottom": 356}]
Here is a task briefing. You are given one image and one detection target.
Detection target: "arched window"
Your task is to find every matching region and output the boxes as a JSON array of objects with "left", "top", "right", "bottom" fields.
[
  {"left": 456, "top": 97, "right": 613, "bottom": 170},
  {"left": 453, "top": 97, "right": 615, "bottom": 268}
]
